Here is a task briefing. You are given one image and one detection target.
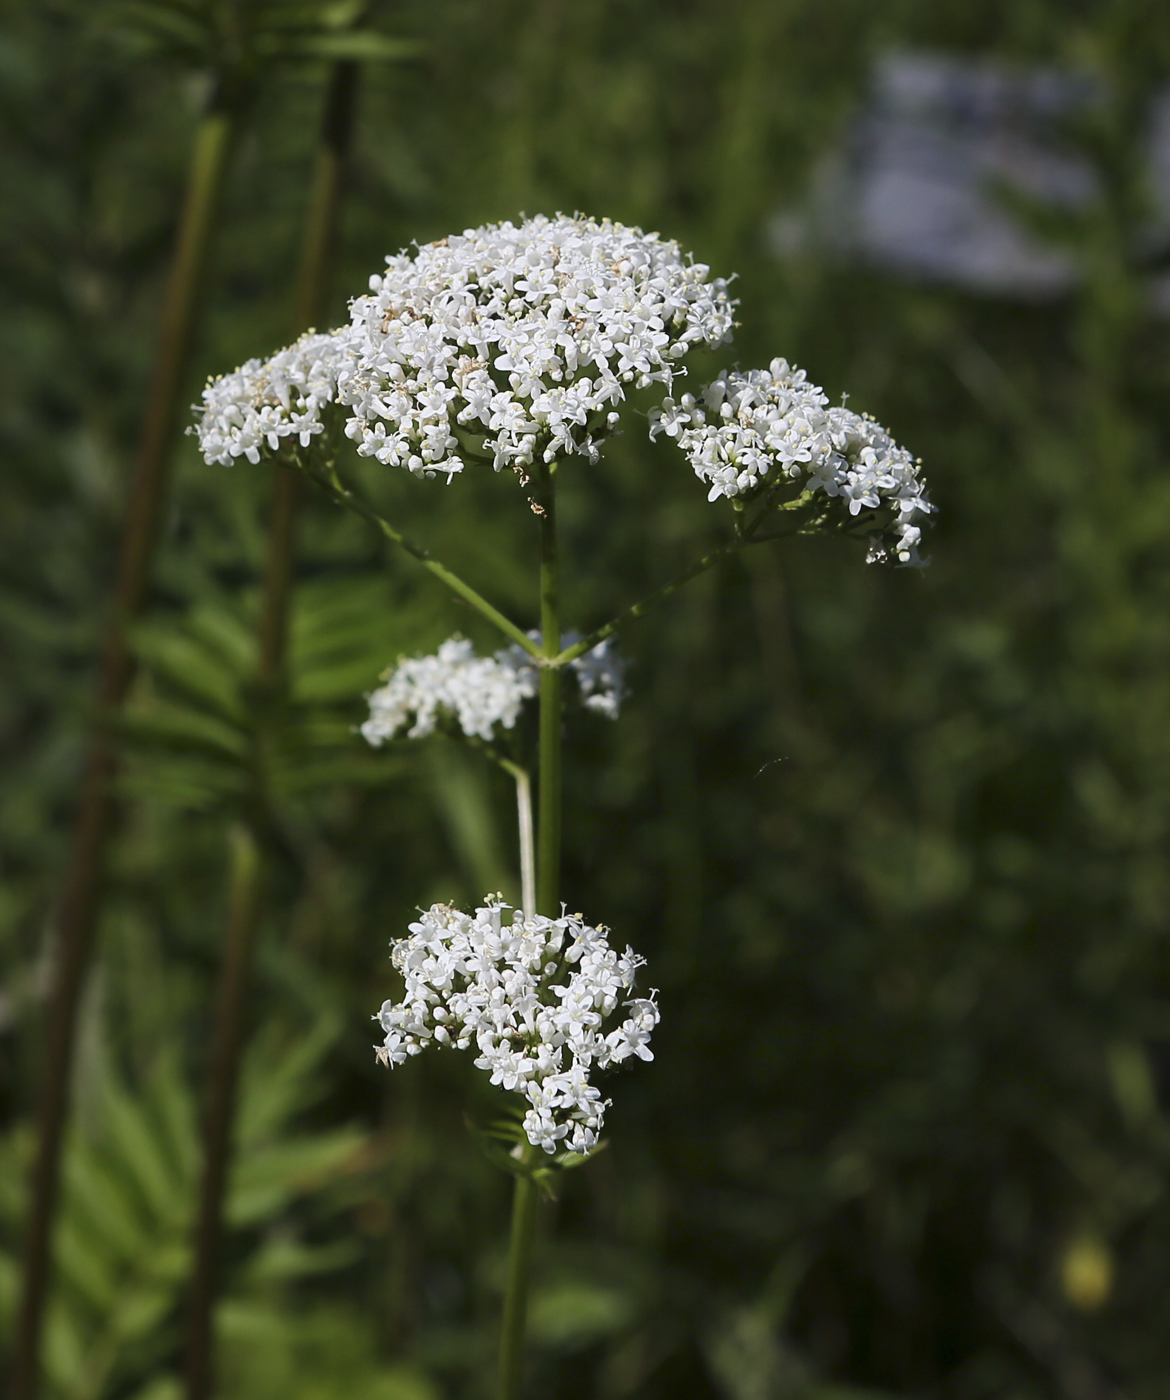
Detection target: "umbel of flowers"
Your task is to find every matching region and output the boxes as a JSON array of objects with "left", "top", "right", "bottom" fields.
[
  {"left": 194, "top": 212, "right": 932, "bottom": 1400},
  {"left": 378, "top": 900, "right": 657, "bottom": 1156},
  {"left": 361, "top": 632, "right": 624, "bottom": 745},
  {"left": 197, "top": 212, "right": 931, "bottom": 564}
]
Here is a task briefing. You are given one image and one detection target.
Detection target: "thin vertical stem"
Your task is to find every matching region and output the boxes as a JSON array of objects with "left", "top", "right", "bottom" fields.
[
  {"left": 292, "top": 60, "right": 358, "bottom": 334},
  {"left": 497, "top": 1158, "right": 539, "bottom": 1400},
  {"left": 495, "top": 472, "right": 560, "bottom": 1400},
  {"left": 536, "top": 474, "right": 561, "bottom": 918},
  {"left": 259, "top": 60, "right": 360, "bottom": 685},
  {"left": 10, "top": 100, "right": 238, "bottom": 1400},
  {"left": 182, "top": 824, "right": 266, "bottom": 1400},
  {"left": 181, "top": 61, "right": 360, "bottom": 1400},
  {"left": 258, "top": 466, "right": 300, "bottom": 684},
  {"left": 514, "top": 768, "right": 536, "bottom": 919}
]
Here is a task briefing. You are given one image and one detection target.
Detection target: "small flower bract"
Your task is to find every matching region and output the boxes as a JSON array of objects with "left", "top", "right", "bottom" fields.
[{"left": 375, "top": 900, "right": 659, "bottom": 1155}]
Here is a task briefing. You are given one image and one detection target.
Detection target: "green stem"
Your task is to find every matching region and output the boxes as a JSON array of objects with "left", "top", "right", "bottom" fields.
[
  {"left": 304, "top": 462, "right": 542, "bottom": 659},
  {"left": 497, "top": 1159, "right": 539, "bottom": 1400},
  {"left": 551, "top": 486, "right": 815, "bottom": 668},
  {"left": 553, "top": 537, "right": 739, "bottom": 667},
  {"left": 9, "top": 97, "right": 239, "bottom": 1400},
  {"left": 492, "top": 472, "right": 559, "bottom": 1400},
  {"left": 536, "top": 476, "right": 561, "bottom": 916}
]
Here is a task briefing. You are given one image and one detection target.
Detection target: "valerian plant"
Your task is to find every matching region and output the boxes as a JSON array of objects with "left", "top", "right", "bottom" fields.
[{"left": 193, "top": 212, "right": 932, "bottom": 1400}]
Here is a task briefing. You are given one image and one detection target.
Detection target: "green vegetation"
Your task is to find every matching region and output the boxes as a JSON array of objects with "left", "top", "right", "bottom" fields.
[{"left": 4, "top": 1, "right": 1170, "bottom": 1397}]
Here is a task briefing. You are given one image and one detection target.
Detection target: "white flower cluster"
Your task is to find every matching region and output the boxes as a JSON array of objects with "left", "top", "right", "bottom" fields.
[
  {"left": 361, "top": 634, "right": 624, "bottom": 747},
  {"left": 190, "top": 221, "right": 931, "bottom": 562},
  {"left": 195, "top": 329, "right": 351, "bottom": 466},
  {"left": 362, "top": 636, "right": 536, "bottom": 744},
  {"left": 558, "top": 634, "right": 624, "bottom": 720},
  {"left": 650, "top": 358, "right": 933, "bottom": 565},
  {"left": 376, "top": 900, "right": 659, "bottom": 1154},
  {"left": 340, "top": 213, "right": 734, "bottom": 480}
]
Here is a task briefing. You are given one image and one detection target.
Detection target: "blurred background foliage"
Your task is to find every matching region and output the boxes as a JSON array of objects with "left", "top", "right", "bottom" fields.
[{"left": 3, "top": 0, "right": 1170, "bottom": 1397}]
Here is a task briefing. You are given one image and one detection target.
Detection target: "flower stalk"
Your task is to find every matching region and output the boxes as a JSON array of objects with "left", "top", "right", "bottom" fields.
[
  {"left": 495, "top": 759, "right": 536, "bottom": 919},
  {"left": 303, "top": 460, "right": 544, "bottom": 658},
  {"left": 497, "top": 1149, "right": 541, "bottom": 1400},
  {"left": 537, "top": 469, "right": 562, "bottom": 918},
  {"left": 495, "top": 467, "right": 562, "bottom": 1399},
  {"left": 515, "top": 768, "right": 536, "bottom": 919},
  {"left": 194, "top": 208, "right": 931, "bottom": 1400}
]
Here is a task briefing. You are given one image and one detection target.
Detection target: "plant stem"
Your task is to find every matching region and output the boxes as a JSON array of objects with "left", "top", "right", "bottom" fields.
[
  {"left": 304, "top": 463, "right": 543, "bottom": 659},
  {"left": 9, "top": 98, "right": 238, "bottom": 1400},
  {"left": 497, "top": 1156, "right": 540, "bottom": 1400},
  {"left": 514, "top": 767, "right": 536, "bottom": 918},
  {"left": 292, "top": 60, "right": 359, "bottom": 335},
  {"left": 536, "top": 475, "right": 561, "bottom": 917},
  {"left": 260, "top": 59, "right": 361, "bottom": 681},
  {"left": 493, "top": 473, "right": 560, "bottom": 1400},
  {"left": 553, "top": 536, "right": 739, "bottom": 666},
  {"left": 182, "top": 823, "right": 266, "bottom": 1400},
  {"left": 181, "top": 60, "right": 360, "bottom": 1400},
  {"left": 551, "top": 487, "right": 816, "bottom": 669}
]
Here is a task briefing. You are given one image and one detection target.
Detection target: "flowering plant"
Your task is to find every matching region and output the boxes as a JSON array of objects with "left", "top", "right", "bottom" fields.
[{"left": 195, "top": 211, "right": 931, "bottom": 1400}]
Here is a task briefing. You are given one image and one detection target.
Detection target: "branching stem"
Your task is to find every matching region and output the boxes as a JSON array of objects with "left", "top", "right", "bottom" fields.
[
  {"left": 303, "top": 462, "right": 543, "bottom": 659},
  {"left": 552, "top": 487, "right": 813, "bottom": 666},
  {"left": 552, "top": 537, "right": 738, "bottom": 666}
]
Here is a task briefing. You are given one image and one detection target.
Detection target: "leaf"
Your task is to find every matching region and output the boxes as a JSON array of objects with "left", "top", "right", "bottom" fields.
[
  {"left": 133, "top": 625, "right": 249, "bottom": 721},
  {"left": 237, "top": 1016, "right": 341, "bottom": 1145},
  {"left": 97, "top": 1067, "right": 190, "bottom": 1224},
  {"left": 528, "top": 1279, "right": 633, "bottom": 1351},
  {"left": 242, "top": 1236, "right": 359, "bottom": 1285},
  {"left": 254, "top": 30, "right": 422, "bottom": 62},
  {"left": 228, "top": 1129, "right": 368, "bottom": 1226}
]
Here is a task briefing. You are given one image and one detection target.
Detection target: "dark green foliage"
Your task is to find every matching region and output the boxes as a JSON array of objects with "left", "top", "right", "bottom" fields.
[{"left": 4, "top": 0, "right": 1170, "bottom": 1397}]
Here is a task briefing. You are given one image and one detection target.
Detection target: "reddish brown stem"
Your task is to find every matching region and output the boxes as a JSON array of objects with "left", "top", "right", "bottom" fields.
[
  {"left": 181, "top": 60, "right": 360, "bottom": 1400},
  {"left": 182, "top": 823, "right": 265, "bottom": 1400},
  {"left": 9, "top": 100, "right": 238, "bottom": 1400}
]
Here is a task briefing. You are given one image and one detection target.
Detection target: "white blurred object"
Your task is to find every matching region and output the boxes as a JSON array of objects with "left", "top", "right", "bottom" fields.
[{"left": 772, "top": 51, "right": 1170, "bottom": 299}]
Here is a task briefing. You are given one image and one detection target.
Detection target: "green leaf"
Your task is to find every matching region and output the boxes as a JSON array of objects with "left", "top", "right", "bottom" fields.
[
  {"left": 528, "top": 1279, "right": 633, "bottom": 1351},
  {"left": 254, "top": 30, "right": 421, "bottom": 62},
  {"left": 242, "top": 1236, "right": 359, "bottom": 1284},
  {"left": 228, "top": 1129, "right": 367, "bottom": 1226}
]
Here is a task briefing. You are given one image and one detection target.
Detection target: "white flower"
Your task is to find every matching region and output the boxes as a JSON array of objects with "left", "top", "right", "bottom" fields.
[
  {"left": 341, "top": 214, "right": 734, "bottom": 482},
  {"left": 650, "top": 358, "right": 933, "bottom": 565},
  {"left": 561, "top": 635, "right": 625, "bottom": 719},
  {"left": 194, "top": 328, "right": 352, "bottom": 466},
  {"left": 361, "top": 633, "right": 625, "bottom": 747},
  {"left": 375, "top": 899, "right": 659, "bottom": 1154},
  {"left": 362, "top": 636, "right": 535, "bottom": 744}
]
